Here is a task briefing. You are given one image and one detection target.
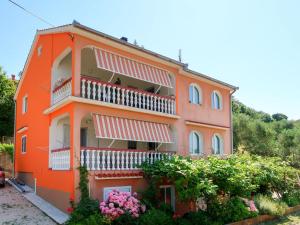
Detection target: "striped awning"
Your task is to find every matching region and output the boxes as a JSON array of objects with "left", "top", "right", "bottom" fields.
[
  {"left": 92, "top": 114, "right": 172, "bottom": 143},
  {"left": 94, "top": 48, "right": 173, "bottom": 88}
]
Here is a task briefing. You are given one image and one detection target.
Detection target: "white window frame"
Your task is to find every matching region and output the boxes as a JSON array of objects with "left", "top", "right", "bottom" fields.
[
  {"left": 103, "top": 186, "right": 132, "bottom": 201},
  {"left": 22, "top": 95, "right": 28, "bottom": 114},
  {"left": 189, "top": 131, "right": 203, "bottom": 155},
  {"left": 189, "top": 83, "right": 202, "bottom": 105},
  {"left": 212, "top": 133, "right": 224, "bottom": 155},
  {"left": 211, "top": 90, "right": 222, "bottom": 110},
  {"left": 21, "top": 135, "right": 27, "bottom": 154},
  {"left": 159, "top": 185, "right": 176, "bottom": 211}
]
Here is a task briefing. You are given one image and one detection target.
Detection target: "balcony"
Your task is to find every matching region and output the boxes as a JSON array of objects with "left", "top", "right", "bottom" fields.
[
  {"left": 52, "top": 78, "right": 72, "bottom": 105},
  {"left": 80, "top": 76, "right": 176, "bottom": 115},
  {"left": 50, "top": 148, "right": 70, "bottom": 170},
  {"left": 80, "top": 148, "right": 174, "bottom": 171}
]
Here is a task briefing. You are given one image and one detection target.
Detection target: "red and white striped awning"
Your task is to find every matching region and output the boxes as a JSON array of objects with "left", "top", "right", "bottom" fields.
[
  {"left": 94, "top": 48, "right": 173, "bottom": 88},
  {"left": 92, "top": 114, "right": 172, "bottom": 143}
]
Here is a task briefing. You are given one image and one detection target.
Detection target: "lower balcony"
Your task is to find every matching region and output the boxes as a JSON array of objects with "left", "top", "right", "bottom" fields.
[
  {"left": 50, "top": 148, "right": 70, "bottom": 170},
  {"left": 80, "top": 148, "right": 174, "bottom": 171}
]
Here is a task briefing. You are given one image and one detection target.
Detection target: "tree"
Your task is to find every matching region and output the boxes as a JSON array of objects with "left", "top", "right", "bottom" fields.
[
  {"left": 0, "top": 66, "right": 17, "bottom": 137},
  {"left": 272, "top": 113, "right": 288, "bottom": 121}
]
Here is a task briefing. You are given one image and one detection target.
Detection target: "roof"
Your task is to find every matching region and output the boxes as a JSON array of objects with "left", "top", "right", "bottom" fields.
[
  {"left": 15, "top": 21, "right": 238, "bottom": 99},
  {"left": 71, "top": 21, "right": 238, "bottom": 91}
]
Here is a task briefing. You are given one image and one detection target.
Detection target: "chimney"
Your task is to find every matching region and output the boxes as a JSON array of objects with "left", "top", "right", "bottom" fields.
[
  {"left": 120, "top": 37, "right": 128, "bottom": 42},
  {"left": 11, "top": 74, "right": 15, "bottom": 81}
]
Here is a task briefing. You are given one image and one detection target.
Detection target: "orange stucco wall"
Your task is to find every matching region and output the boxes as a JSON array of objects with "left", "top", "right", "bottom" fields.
[
  {"left": 15, "top": 31, "right": 233, "bottom": 212},
  {"left": 15, "top": 33, "right": 75, "bottom": 205}
]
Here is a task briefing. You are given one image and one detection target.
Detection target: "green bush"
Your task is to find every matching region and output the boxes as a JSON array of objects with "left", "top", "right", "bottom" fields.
[
  {"left": 112, "top": 213, "right": 138, "bottom": 225},
  {"left": 0, "top": 143, "right": 13, "bottom": 161},
  {"left": 282, "top": 190, "right": 300, "bottom": 207},
  {"left": 70, "top": 212, "right": 111, "bottom": 225},
  {"left": 180, "top": 211, "right": 220, "bottom": 225},
  {"left": 138, "top": 209, "right": 173, "bottom": 225},
  {"left": 207, "top": 197, "right": 255, "bottom": 224},
  {"left": 255, "top": 195, "right": 288, "bottom": 216},
  {"left": 67, "top": 166, "right": 100, "bottom": 225}
]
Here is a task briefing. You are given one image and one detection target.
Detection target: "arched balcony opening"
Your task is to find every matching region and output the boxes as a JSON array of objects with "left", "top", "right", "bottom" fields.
[
  {"left": 51, "top": 48, "right": 72, "bottom": 105},
  {"left": 49, "top": 114, "right": 71, "bottom": 170}
]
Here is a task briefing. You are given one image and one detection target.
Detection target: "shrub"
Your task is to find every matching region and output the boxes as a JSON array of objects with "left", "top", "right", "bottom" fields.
[
  {"left": 100, "top": 190, "right": 146, "bottom": 220},
  {"left": 138, "top": 209, "right": 173, "bottom": 225},
  {"left": 255, "top": 195, "right": 288, "bottom": 216},
  {"left": 72, "top": 212, "right": 111, "bottom": 225},
  {"left": 67, "top": 166, "right": 100, "bottom": 225},
  {"left": 207, "top": 196, "right": 256, "bottom": 224},
  {"left": 0, "top": 143, "right": 13, "bottom": 161},
  {"left": 282, "top": 190, "right": 300, "bottom": 207},
  {"left": 180, "top": 211, "right": 220, "bottom": 225},
  {"left": 112, "top": 213, "right": 139, "bottom": 225}
]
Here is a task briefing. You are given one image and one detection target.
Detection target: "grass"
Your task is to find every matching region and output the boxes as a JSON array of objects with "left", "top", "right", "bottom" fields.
[{"left": 259, "top": 211, "right": 300, "bottom": 225}]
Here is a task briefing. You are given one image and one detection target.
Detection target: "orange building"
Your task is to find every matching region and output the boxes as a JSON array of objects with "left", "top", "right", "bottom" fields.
[{"left": 14, "top": 22, "right": 238, "bottom": 213}]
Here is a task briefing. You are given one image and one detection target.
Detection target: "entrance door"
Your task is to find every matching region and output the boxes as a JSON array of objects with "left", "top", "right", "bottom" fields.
[{"left": 80, "top": 128, "right": 88, "bottom": 147}]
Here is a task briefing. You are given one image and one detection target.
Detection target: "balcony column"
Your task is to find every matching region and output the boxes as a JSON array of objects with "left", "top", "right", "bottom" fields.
[{"left": 73, "top": 38, "right": 82, "bottom": 97}]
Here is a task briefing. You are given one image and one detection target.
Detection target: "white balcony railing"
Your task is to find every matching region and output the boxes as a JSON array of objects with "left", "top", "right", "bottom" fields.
[
  {"left": 52, "top": 78, "right": 72, "bottom": 105},
  {"left": 81, "top": 76, "right": 176, "bottom": 115},
  {"left": 80, "top": 148, "right": 174, "bottom": 171},
  {"left": 51, "top": 148, "right": 70, "bottom": 170}
]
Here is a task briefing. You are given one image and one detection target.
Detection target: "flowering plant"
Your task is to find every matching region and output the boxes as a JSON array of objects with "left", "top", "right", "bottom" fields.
[{"left": 100, "top": 190, "right": 146, "bottom": 220}]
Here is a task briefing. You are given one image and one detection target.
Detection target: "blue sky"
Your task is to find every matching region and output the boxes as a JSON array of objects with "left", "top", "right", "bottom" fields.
[{"left": 1, "top": 0, "right": 300, "bottom": 119}]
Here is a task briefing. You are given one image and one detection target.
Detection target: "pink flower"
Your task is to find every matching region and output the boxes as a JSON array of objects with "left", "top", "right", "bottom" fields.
[
  {"left": 99, "top": 190, "right": 146, "bottom": 220},
  {"left": 249, "top": 200, "right": 258, "bottom": 212}
]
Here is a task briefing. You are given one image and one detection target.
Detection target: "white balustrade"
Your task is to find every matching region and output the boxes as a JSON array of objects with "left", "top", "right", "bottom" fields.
[
  {"left": 80, "top": 77, "right": 176, "bottom": 115},
  {"left": 52, "top": 79, "right": 72, "bottom": 105},
  {"left": 80, "top": 148, "right": 174, "bottom": 171},
  {"left": 51, "top": 148, "right": 70, "bottom": 170}
]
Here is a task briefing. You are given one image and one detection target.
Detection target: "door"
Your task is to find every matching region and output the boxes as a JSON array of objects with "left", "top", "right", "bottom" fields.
[{"left": 80, "top": 128, "right": 88, "bottom": 147}]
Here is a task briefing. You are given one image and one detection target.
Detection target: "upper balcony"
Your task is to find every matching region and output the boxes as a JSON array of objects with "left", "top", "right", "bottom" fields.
[{"left": 50, "top": 47, "right": 176, "bottom": 116}]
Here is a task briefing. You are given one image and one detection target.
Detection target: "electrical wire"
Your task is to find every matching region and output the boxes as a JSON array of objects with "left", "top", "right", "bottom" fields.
[{"left": 7, "top": 0, "right": 54, "bottom": 27}]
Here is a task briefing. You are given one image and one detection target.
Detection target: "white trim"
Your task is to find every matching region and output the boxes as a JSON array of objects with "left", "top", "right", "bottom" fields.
[
  {"left": 189, "top": 83, "right": 202, "bottom": 105},
  {"left": 212, "top": 133, "right": 224, "bottom": 155},
  {"left": 103, "top": 186, "right": 132, "bottom": 200},
  {"left": 211, "top": 90, "right": 223, "bottom": 110},
  {"left": 43, "top": 96, "right": 180, "bottom": 119},
  {"left": 21, "top": 135, "right": 27, "bottom": 154},
  {"left": 159, "top": 185, "right": 175, "bottom": 211},
  {"left": 185, "top": 121, "right": 229, "bottom": 130},
  {"left": 22, "top": 95, "right": 28, "bottom": 114},
  {"left": 17, "top": 126, "right": 28, "bottom": 134},
  {"left": 189, "top": 131, "right": 203, "bottom": 155}
]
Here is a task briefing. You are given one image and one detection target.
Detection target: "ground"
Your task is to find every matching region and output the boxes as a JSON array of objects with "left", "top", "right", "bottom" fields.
[
  {"left": 0, "top": 184, "right": 57, "bottom": 225},
  {"left": 259, "top": 212, "right": 300, "bottom": 225}
]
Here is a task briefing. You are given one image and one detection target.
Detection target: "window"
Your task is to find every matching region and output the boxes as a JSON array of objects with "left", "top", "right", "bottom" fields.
[
  {"left": 103, "top": 186, "right": 131, "bottom": 200},
  {"left": 159, "top": 185, "right": 175, "bottom": 211},
  {"left": 212, "top": 134, "right": 223, "bottom": 155},
  {"left": 128, "top": 141, "right": 137, "bottom": 149},
  {"left": 211, "top": 91, "right": 222, "bottom": 110},
  {"left": 189, "top": 84, "right": 201, "bottom": 104},
  {"left": 189, "top": 131, "right": 203, "bottom": 155},
  {"left": 22, "top": 96, "right": 28, "bottom": 114},
  {"left": 21, "top": 136, "right": 27, "bottom": 153}
]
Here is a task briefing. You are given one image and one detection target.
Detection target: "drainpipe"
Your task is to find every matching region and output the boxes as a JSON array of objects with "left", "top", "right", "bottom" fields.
[
  {"left": 13, "top": 100, "right": 16, "bottom": 178},
  {"left": 229, "top": 89, "right": 237, "bottom": 154}
]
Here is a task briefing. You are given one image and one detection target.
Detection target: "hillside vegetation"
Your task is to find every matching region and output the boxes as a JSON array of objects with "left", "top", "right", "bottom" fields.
[{"left": 233, "top": 98, "right": 300, "bottom": 168}]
